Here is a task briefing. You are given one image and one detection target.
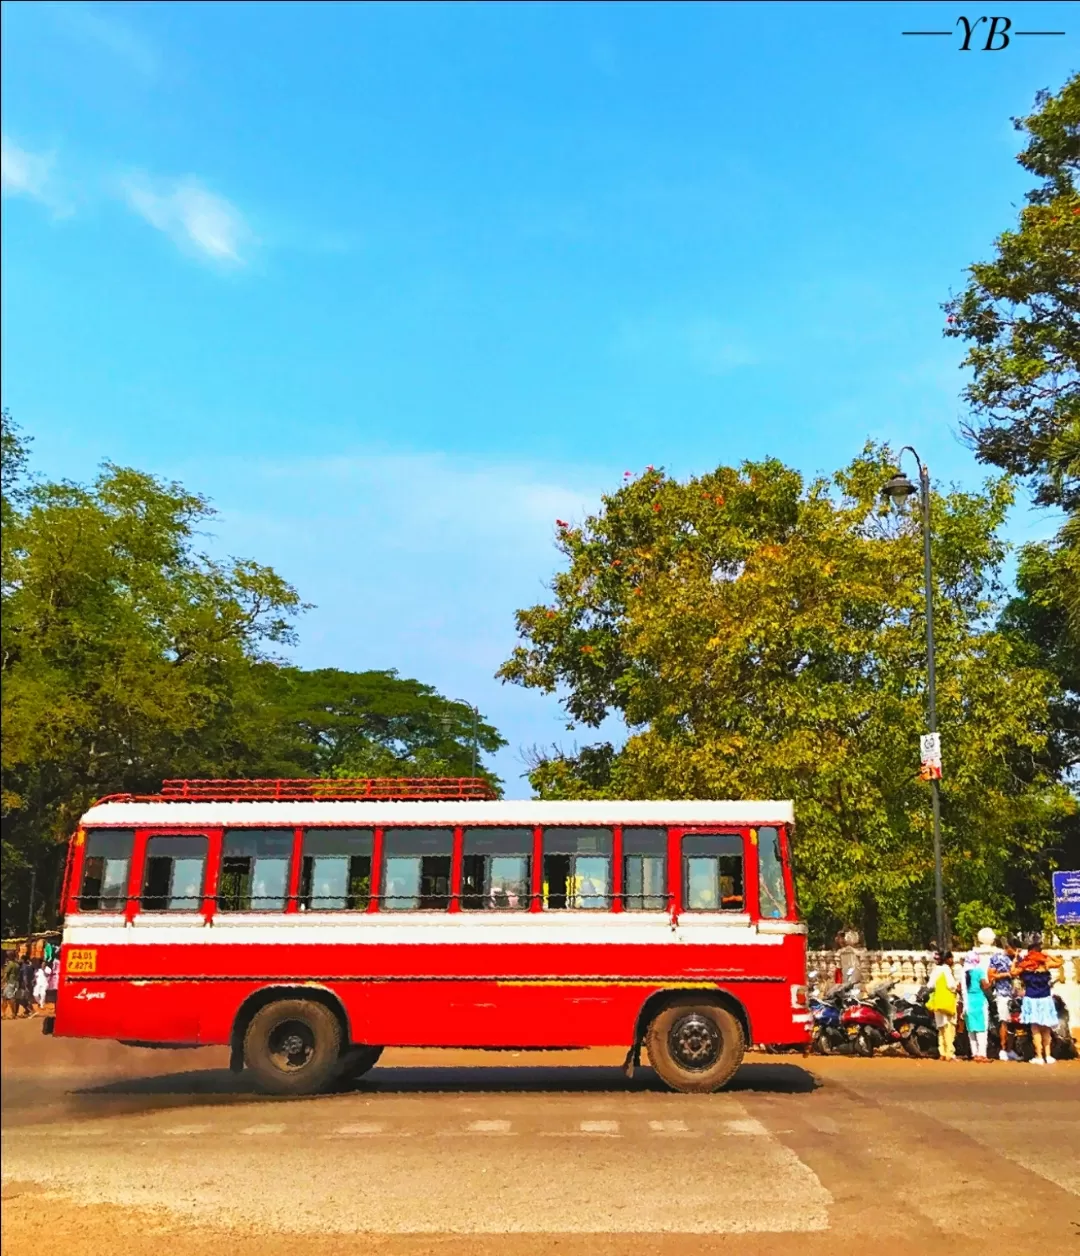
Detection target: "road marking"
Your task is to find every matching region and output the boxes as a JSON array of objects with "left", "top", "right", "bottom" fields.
[
  {"left": 240, "top": 1123, "right": 286, "bottom": 1136},
  {"left": 330, "top": 1123, "right": 385, "bottom": 1137},
  {"left": 724, "top": 1118, "right": 769, "bottom": 1136},
  {"left": 579, "top": 1119, "right": 619, "bottom": 1135},
  {"left": 649, "top": 1119, "right": 690, "bottom": 1133},
  {"left": 800, "top": 1112, "right": 840, "bottom": 1135},
  {"left": 164, "top": 1125, "right": 211, "bottom": 1136},
  {"left": 467, "top": 1120, "right": 511, "bottom": 1133}
]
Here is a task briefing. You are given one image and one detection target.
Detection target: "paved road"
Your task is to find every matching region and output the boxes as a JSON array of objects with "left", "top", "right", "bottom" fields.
[{"left": 2, "top": 1021, "right": 1078, "bottom": 1255}]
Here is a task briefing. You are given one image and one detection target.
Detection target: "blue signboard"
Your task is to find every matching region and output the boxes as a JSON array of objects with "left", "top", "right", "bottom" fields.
[{"left": 1053, "top": 870, "right": 1080, "bottom": 925}]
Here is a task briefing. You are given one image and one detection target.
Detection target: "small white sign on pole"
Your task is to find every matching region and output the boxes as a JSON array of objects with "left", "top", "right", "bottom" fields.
[{"left": 919, "top": 732, "right": 942, "bottom": 781}]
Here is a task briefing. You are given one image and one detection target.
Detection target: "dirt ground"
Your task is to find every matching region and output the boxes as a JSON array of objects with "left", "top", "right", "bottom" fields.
[{"left": 3, "top": 1020, "right": 1078, "bottom": 1255}]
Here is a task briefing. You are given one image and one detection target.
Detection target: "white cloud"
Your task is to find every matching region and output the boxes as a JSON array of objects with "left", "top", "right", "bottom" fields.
[
  {"left": 1, "top": 135, "right": 64, "bottom": 211},
  {"left": 46, "top": 2, "right": 158, "bottom": 78},
  {"left": 187, "top": 450, "right": 612, "bottom": 791},
  {"left": 122, "top": 175, "right": 253, "bottom": 264},
  {"left": 250, "top": 451, "right": 602, "bottom": 555}
]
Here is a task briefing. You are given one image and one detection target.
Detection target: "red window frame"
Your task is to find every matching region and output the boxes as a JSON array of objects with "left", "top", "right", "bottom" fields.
[
  {"left": 669, "top": 826, "right": 756, "bottom": 918},
  {"left": 67, "top": 817, "right": 793, "bottom": 921}
]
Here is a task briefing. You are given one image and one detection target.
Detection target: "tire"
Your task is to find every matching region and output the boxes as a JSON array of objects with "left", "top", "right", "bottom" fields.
[
  {"left": 243, "top": 998, "right": 343, "bottom": 1096},
  {"left": 852, "top": 1028, "right": 874, "bottom": 1058},
  {"left": 811, "top": 1028, "right": 831, "bottom": 1055},
  {"left": 904, "top": 1025, "right": 938, "bottom": 1059},
  {"left": 338, "top": 1044, "right": 384, "bottom": 1080},
  {"left": 1052, "top": 1026, "right": 1077, "bottom": 1061},
  {"left": 645, "top": 1002, "right": 745, "bottom": 1094}
]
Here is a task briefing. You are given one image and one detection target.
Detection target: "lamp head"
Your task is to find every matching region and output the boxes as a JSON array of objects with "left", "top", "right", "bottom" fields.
[{"left": 882, "top": 472, "right": 918, "bottom": 509}]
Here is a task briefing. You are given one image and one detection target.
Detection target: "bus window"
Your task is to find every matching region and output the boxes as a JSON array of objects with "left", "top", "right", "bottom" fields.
[
  {"left": 142, "top": 835, "right": 208, "bottom": 912},
  {"left": 756, "top": 826, "right": 788, "bottom": 919},
  {"left": 542, "top": 828, "right": 612, "bottom": 910},
  {"left": 79, "top": 830, "right": 133, "bottom": 912},
  {"left": 622, "top": 828, "right": 667, "bottom": 911},
  {"left": 219, "top": 830, "right": 292, "bottom": 912},
  {"left": 683, "top": 833, "right": 744, "bottom": 912},
  {"left": 383, "top": 829, "right": 453, "bottom": 910},
  {"left": 461, "top": 828, "right": 532, "bottom": 910},
  {"left": 300, "top": 828, "right": 373, "bottom": 911}
]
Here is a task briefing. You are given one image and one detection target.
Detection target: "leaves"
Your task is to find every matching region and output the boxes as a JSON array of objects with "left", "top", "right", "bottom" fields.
[
  {"left": 500, "top": 446, "right": 1070, "bottom": 943},
  {"left": 943, "top": 75, "right": 1079, "bottom": 512},
  {"left": 1, "top": 418, "right": 506, "bottom": 926}
]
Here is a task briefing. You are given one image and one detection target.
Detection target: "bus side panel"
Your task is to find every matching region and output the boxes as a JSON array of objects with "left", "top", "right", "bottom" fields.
[{"left": 54, "top": 927, "right": 809, "bottom": 1049}]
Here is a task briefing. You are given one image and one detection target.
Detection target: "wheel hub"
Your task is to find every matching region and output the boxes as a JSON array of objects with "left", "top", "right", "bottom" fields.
[
  {"left": 668, "top": 1012, "right": 722, "bottom": 1071},
  {"left": 268, "top": 1019, "right": 316, "bottom": 1072}
]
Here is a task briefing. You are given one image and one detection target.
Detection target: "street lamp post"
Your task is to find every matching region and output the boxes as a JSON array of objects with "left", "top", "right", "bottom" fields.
[
  {"left": 882, "top": 449, "right": 946, "bottom": 948},
  {"left": 445, "top": 701, "right": 481, "bottom": 777}
]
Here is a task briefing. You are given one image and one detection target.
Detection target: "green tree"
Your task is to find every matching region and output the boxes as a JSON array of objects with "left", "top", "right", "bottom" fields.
[
  {"left": 1, "top": 425, "right": 305, "bottom": 926},
  {"left": 1, "top": 415, "right": 507, "bottom": 931},
  {"left": 944, "top": 75, "right": 1079, "bottom": 513},
  {"left": 499, "top": 449, "right": 1070, "bottom": 945},
  {"left": 943, "top": 76, "right": 1080, "bottom": 894},
  {"left": 264, "top": 666, "right": 505, "bottom": 786}
]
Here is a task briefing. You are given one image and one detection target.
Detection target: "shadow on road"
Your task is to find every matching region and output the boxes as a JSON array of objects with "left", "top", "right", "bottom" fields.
[{"left": 68, "top": 1060, "right": 819, "bottom": 1103}]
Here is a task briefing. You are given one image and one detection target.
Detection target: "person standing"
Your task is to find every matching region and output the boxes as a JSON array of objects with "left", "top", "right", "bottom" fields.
[
  {"left": 962, "top": 951, "right": 989, "bottom": 1060},
  {"left": 987, "top": 937, "right": 1021, "bottom": 1060},
  {"left": 1013, "top": 937, "right": 1064, "bottom": 1065},
  {"left": 32, "top": 962, "right": 48, "bottom": 1011},
  {"left": 14, "top": 954, "right": 34, "bottom": 1018},
  {"left": 926, "top": 951, "right": 959, "bottom": 1060},
  {"left": 1, "top": 952, "right": 18, "bottom": 1019},
  {"left": 46, "top": 956, "right": 59, "bottom": 1006}
]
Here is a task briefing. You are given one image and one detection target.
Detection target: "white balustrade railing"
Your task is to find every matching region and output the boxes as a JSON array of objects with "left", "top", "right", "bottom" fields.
[{"left": 806, "top": 949, "right": 1080, "bottom": 1030}]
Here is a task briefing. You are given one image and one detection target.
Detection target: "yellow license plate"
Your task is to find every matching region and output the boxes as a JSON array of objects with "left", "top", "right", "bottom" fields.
[{"left": 66, "top": 948, "right": 97, "bottom": 974}]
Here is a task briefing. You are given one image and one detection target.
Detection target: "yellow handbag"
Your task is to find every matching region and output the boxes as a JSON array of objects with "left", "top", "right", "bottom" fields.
[{"left": 926, "top": 970, "right": 957, "bottom": 1016}]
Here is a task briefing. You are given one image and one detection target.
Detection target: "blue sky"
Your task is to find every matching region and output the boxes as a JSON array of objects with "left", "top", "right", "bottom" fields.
[{"left": 2, "top": 2, "right": 1075, "bottom": 792}]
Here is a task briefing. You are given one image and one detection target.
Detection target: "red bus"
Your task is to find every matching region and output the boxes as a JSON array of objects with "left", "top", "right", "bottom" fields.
[{"left": 48, "top": 779, "right": 809, "bottom": 1094}]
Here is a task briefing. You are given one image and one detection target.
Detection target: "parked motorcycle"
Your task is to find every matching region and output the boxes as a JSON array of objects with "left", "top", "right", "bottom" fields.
[
  {"left": 841, "top": 979, "right": 903, "bottom": 1057},
  {"left": 991, "top": 991, "right": 1077, "bottom": 1061},
  {"left": 894, "top": 985, "right": 940, "bottom": 1059},
  {"left": 810, "top": 980, "right": 857, "bottom": 1055}
]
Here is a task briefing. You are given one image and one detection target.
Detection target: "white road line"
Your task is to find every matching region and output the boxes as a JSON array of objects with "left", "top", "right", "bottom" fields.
[
  {"left": 724, "top": 1118, "right": 769, "bottom": 1136},
  {"left": 240, "top": 1123, "right": 286, "bottom": 1136},
  {"left": 579, "top": 1120, "right": 620, "bottom": 1135},
  {"left": 164, "top": 1125, "right": 211, "bottom": 1136},
  {"left": 649, "top": 1119, "right": 690, "bottom": 1134},
  {"left": 467, "top": 1120, "right": 511, "bottom": 1133},
  {"left": 800, "top": 1113, "right": 840, "bottom": 1135},
  {"left": 329, "top": 1123, "right": 385, "bottom": 1137}
]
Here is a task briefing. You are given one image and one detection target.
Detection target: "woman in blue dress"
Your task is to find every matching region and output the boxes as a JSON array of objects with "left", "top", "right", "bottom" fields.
[
  {"left": 962, "top": 951, "right": 989, "bottom": 1059},
  {"left": 1013, "top": 937, "right": 1064, "bottom": 1065}
]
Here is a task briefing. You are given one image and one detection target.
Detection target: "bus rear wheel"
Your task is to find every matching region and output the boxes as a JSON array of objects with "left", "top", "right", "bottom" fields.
[
  {"left": 645, "top": 1002, "right": 745, "bottom": 1093},
  {"left": 244, "top": 998, "right": 342, "bottom": 1095}
]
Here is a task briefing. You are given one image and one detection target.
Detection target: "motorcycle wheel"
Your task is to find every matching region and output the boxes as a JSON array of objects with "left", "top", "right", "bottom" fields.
[
  {"left": 1053, "top": 1026, "right": 1077, "bottom": 1060},
  {"left": 904, "top": 1026, "right": 938, "bottom": 1059},
  {"left": 812, "top": 1028, "right": 833, "bottom": 1056},
  {"left": 852, "top": 1029, "right": 874, "bottom": 1058}
]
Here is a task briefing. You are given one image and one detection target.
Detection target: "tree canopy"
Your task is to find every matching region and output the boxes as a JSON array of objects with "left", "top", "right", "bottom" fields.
[
  {"left": 943, "top": 77, "right": 1080, "bottom": 907},
  {"left": 0, "top": 412, "right": 504, "bottom": 930},
  {"left": 500, "top": 448, "right": 1071, "bottom": 944},
  {"left": 944, "top": 75, "right": 1079, "bottom": 514}
]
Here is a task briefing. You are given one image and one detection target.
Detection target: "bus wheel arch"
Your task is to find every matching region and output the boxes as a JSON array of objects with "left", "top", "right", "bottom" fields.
[
  {"left": 634, "top": 989, "right": 749, "bottom": 1093},
  {"left": 230, "top": 985, "right": 351, "bottom": 1080}
]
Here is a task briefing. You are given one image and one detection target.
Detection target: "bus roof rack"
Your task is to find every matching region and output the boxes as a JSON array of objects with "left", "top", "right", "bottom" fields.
[{"left": 96, "top": 777, "right": 498, "bottom": 803}]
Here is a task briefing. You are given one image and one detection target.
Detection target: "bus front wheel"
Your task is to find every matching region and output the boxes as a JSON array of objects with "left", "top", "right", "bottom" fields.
[
  {"left": 243, "top": 998, "right": 343, "bottom": 1095},
  {"left": 645, "top": 1002, "right": 745, "bottom": 1093}
]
